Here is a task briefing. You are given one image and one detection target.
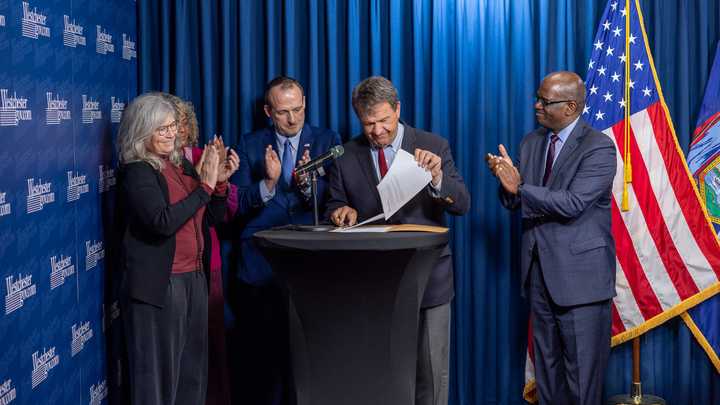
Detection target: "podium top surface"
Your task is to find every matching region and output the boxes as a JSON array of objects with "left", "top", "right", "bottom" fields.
[{"left": 253, "top": 228, "right": 449, "bottom": 251}]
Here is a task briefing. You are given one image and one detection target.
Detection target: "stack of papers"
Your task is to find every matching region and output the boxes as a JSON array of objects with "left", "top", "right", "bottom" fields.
[
  {"left": 333, "top": 149, "right": 438, "bottom": 233},
  {"left": 333, "top": 224, "right": 448, "bottom": 233}
]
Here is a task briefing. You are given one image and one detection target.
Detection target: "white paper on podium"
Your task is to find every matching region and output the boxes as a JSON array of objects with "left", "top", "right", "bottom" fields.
[
  {"left": 331, "top": 213, "right": 385, "bottom": 232},
  {"left": 377, "top": 149, "right": 432, "bottom": 219}
]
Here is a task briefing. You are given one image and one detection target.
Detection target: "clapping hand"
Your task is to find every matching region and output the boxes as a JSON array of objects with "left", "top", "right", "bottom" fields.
[
  {"left": 199, "top": 144, "right": 220, "bottom": 190},
  {"left": 218, "top": 148, "right": 239, "bottom": 183},
  {"left": 294, "top": 148, "right": 311, "bottom": 187},
  {"left": 194, "top": 136, "right": 227, "bottom": 174},
  {"left": 486, "top": 144, "right": 521, "bottom": 195},
  {"left": 264, "top": 145, "right": 281, "bottom": 191},
  {"left": 211, "top": 136, "right": 239, "bottom": 183}
]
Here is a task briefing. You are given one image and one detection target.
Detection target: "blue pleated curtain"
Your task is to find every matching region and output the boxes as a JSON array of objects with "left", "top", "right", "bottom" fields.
[{"left": 138, "top": 1, "right": 720, "bottom": 404}]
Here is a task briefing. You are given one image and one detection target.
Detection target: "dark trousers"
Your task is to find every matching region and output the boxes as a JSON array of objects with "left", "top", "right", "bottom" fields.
[
  {"left": 226, "top": 279, "right": 293, "bottom": 405},
  {"left": 123, "top": 271, "right": 208, "bottom": 405},
  {"left": 528, "top": 257, "right": 611, "bottom": 405},
  {"left": 207, "top": 263, "right": 231, "bottom": 405},
  {"left": 416, "top": 302, "right": 451, "bottom": 405}
]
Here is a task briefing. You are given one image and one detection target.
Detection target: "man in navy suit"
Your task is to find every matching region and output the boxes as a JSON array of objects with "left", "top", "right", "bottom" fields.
[
  {"left": 326, "top": 76, "right": 470, "bottom": 405},
  {"left": 229, "top": 76, "right": 340, "bottom": 405},
  {"left": 488, "top": 71, "right": 617, "bottom": 405}
]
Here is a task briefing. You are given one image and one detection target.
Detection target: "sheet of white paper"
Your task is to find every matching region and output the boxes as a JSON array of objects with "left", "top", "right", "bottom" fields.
[
  {"left": 377, "top": 149, "right": 432, "bottom": 219},
  {"left": 331, "top": 213, "right": 384, "bottom": 232},
  {"left": 331, "top": 225, "right": 393, "bottom": 233},
  {"left": 331, "top": 150, "right": 431, "bottom": 233}
]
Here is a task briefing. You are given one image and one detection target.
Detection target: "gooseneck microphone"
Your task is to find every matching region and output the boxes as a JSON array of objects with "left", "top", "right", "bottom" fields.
[{"left": 294, "top": 145, "right": 344, "bottom": 178}]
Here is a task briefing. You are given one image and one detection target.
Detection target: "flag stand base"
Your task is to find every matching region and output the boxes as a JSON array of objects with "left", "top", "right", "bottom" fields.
[
  {"left": 607, "top": 383, "right": 665, "bottom": 404},
  {"left": 607, "top": 395, "right": 665, "bottom": 404},
  {"left": 607, "top": 339, "right": 666, "bottom": 405}
]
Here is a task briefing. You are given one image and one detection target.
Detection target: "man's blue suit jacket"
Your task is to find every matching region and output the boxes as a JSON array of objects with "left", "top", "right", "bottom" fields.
[
  {"left": 501, "top": 119, "right": 617, "bottom": 307},
  {"left": 326, "top": 124, "right": 470, "bottom": 307},
  {"left": 232, "top": 124, "right": 341, "bottom": 285}
]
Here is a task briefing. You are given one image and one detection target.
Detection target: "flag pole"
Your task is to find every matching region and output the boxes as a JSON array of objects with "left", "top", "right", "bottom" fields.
[
  {"left": 621, "top": 0, "right": 632, "bottom": 211},
  {"left": 607, "top": 336, "right": 666, "bottom": 404},
  {"left": 608, "top": 0, "right": 665, "bottom": 398},
  {"left": 609, "top": 3, "right": 664, "bottom": 401}
]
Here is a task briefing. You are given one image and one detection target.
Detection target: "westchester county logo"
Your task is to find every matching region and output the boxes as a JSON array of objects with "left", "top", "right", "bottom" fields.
[
  {"left": 67, "top": 171, "right": 89, "bottom": 202},
  {"left": 0, "top": 89, "right": 32, "bottom": 127},
  {"left": 0, "top": 379, "right": 16, "bottom": 404},
  {"left": 0, "top": 192, "right": 11, "bottom": 218},
  {"left": 46, "top": 92, "right": 71, "bottom": 125},
  {"left": 21, "top": 2, "right": 49, "bottom": 40},
  {"left": 26, "top": 178, "right": 54, "bottom": 213},
  {"left": 70, "top": 321, "right": 93, "bottom": 357},
  {"left": 110, "top": 97, "right": 125, "bottom": 123},
  {"left": 122, "top": 33, "right": 136, "bottom": 61},
  {"left": 85, "top": 240, "right": 104, "bottom": 270},
  {"left": 5, "top": 274, "right": 36, "bottom": 315},
  {"left": 62, "top": 15, "right": 85, "bottom": 47},
  {"left": 31, "top": 347, "right": 59, "bottom": 389},
  {"left": 89, "top": 379, "right": 107, "bottom": 405},
  {"left": 81, "top": 95, "right": 101, "bottom": 124},
  {"left": 98, "top": 165, "right": 116, "bottom": 193},
  {"left": 50, "top": 254, "right": 75, "bottom": 290},
  {"left": 95, "top": 25, "right": 114, "bottom": 54}
]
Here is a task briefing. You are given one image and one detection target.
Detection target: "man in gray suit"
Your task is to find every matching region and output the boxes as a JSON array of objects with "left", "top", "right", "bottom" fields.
[
  {"left": 487, "top": 71, "right": 617, "bottom": 405},
  {"left": 327, "top": 76, "right": 470, "bottom": 405}
]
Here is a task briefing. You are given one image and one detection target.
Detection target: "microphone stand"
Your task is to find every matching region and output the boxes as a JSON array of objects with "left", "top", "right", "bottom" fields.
[
  {"left": 294, "top": 167, "right": 333, "bottom": 232},
  {"left": 311, "top": 170, "right": 319, "bottom": 226}
]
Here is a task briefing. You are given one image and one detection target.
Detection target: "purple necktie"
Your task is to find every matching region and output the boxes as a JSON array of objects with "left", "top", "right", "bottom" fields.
[{"left": 542, "top": 134, "right": 560, "bottom": 186}]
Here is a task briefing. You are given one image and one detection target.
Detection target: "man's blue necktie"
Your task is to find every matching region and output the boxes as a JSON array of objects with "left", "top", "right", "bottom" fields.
[{"left": 282, "top": 138, "right": 294, "bottom": 186}]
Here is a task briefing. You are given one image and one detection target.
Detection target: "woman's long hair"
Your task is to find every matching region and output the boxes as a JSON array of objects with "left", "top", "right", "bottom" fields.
[
  {"left": 117, "top": 92, "right": 182, "bottom": 170},
  {"left": 163, "top": 94, "right": 199, "bottom": 147}
]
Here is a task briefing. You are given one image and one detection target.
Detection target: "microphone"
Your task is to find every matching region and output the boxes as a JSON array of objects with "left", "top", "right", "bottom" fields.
[{"left": 294, "top": 145, "right": 344, "bottom": 178}]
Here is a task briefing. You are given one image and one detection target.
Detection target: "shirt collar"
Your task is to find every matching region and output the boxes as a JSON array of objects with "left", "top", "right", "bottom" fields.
[
  {"left": 551, "top": 116, "right": 580, "bottom": 143},
  {"left": 275, "top": 128, "right": 302, "bottom": 150}
]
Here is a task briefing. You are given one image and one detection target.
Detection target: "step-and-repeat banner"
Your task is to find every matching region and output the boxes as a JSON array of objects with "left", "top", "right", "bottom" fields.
[{"left": 0, "top": 0, "right": 136, "bottom": 403}]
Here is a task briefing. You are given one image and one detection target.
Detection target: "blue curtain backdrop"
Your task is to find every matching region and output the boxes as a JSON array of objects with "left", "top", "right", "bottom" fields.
[{"left": 138, "top": 1, "right": 720, "bottom": 404}]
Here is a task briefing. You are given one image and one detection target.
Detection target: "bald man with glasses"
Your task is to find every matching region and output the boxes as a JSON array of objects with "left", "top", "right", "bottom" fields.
[{"left": 487, "top": 71, "right": 617, "bottom": 405}]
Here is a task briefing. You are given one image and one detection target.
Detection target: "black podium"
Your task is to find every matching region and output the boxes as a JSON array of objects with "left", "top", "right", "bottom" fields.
[{"left": 253, "top": 229, "right": 449, "bottom": 405}]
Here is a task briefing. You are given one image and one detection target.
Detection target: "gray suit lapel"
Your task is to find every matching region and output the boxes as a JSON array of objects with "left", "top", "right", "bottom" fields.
[
  {"left": 534, "top": 129, "right": 549, "bottom": 186},
  {"left": 548, "top": 121, "right": 586, "bottom": 186},
  {"left": 400, "top": 124, "right": 417, "bottom": 156},
  {"left": 355, "top": 142, "right": 384, "bottom": 212},
  {"left": 355, "top": 146, "right": 380, "bottom": 188}
]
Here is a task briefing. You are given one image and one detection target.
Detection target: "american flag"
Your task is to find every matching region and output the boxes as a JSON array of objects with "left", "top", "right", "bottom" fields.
[{"left": 523, "top": 0, "right": 720, "bottom": 401}]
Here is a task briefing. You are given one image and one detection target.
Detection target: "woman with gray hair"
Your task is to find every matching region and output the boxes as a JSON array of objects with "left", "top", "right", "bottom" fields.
[{"left": 116, "top": 92, "right": 239, "bottom": 405}]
